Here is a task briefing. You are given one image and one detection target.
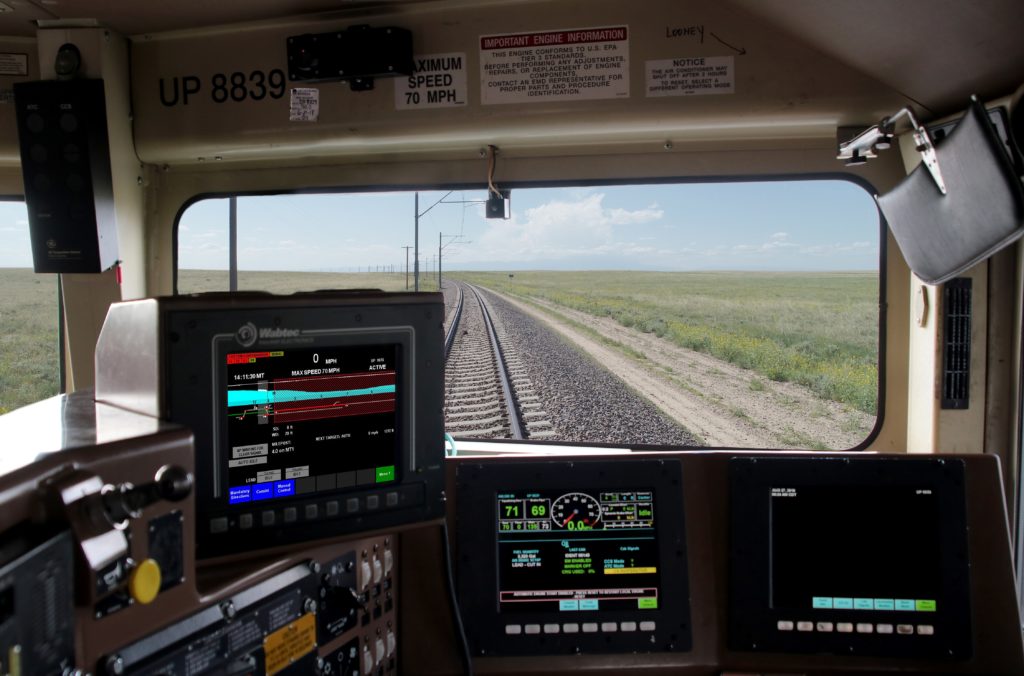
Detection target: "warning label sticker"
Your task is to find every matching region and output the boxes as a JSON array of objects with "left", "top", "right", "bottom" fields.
[
  {"left": 288, "top": 87, "right": 319, "bottom": 122},
  {"left": 396, "top": 52, "right": 467, "bottom": 109},
  {"left": 264, "top": 612, "right": 316, "bottom": 676},
  {"left": 645, "top": 56, "right": 734, "bottom": 97},
  {"left": 480, "top": 26, "right": 629, "bottom": 105}
]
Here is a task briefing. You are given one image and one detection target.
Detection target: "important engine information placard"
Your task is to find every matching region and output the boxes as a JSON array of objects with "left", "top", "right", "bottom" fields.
[
  {"left": 480, "top": 26, "right": 629, "bottom": 105},
  {"left": 645, "top": 56, "right": 734, "bottom": 97}
]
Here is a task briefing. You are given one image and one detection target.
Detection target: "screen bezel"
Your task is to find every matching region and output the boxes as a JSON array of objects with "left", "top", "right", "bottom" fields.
[
  {"left": 455, "top": 459, "right": 691, "bottom": 656},
  {"left": 212, "top": 327, "right": 413, "bottom": 506},
  {"left": 728, "top": 456, "right": 971, "bottom": 659}
]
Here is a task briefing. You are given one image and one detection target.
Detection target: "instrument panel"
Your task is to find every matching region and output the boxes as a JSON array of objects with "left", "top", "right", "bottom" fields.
[{"left": 0, "top": 393, "right": 1021, "bottom": 674}]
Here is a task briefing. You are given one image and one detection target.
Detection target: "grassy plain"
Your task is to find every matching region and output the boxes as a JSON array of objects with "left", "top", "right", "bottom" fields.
[
  {"left": 178, "top": 269, "right": 412, "bottom": 294},
  {"left": 1, "top": 267, "right": 878, "bottom": 419},
  {"left": 0, "top": 268, "right": 60, "bottom": 414},
  {"left": 453, "top": 270, "right": 879, "bottom": 414}
]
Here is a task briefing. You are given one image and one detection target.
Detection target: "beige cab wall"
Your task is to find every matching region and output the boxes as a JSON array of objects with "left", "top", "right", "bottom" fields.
[{"left": 129, "top": 0, "right": 915, "bottom": 165}]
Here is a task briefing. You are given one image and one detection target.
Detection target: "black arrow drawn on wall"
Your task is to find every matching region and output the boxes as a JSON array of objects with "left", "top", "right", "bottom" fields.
[{"left": 710, "top": 32, "right": 747, "bottom": 55}]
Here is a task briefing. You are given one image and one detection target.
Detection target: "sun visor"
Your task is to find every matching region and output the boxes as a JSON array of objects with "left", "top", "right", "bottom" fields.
[{"left": 875, "top": 99, "right": 1024, "bottom": 285}]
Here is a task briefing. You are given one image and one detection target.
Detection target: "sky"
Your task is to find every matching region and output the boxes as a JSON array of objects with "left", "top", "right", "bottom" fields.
[{"left": 1, "top": 181, "right": 881, "bottom": 271}]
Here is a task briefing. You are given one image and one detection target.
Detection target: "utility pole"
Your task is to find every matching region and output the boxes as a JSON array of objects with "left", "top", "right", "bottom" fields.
[
  {"left": 402, "top": 246, "right": 412, "bottom": 290},
  {"left": 438, "top": 231, "right": 442, "bottom": 291},
  {"left": 229, "top": 196, "right": 238, "bottom": 291},
  {"left": 414, "top": 193, "right": 419, "bottom": 292},
  {"left": 412, "top": 190, "right": 456, "bottom": 293}
]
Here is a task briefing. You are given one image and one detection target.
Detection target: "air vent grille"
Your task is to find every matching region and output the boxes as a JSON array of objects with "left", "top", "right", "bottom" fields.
[{"left": 941, "top": 278, "right": 972, "bottom": 409}]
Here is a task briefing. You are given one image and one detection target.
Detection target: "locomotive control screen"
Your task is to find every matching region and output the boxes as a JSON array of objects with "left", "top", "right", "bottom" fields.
[
  {"left": 222, "top": 344, "right": 399, "bottom": 506},
  {"left": 496, "top": 489, "right": 660, "bottom": 614},
  {"left": 770, "top": 485, "right": 941, "bottom": 614},
  {"left": 729, "top": 457, "right": 971, "bottom": 659}
]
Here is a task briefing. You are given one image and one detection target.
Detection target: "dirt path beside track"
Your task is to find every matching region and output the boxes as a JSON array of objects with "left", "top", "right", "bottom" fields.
[{"left": 491, "top": 291, "right": 875, "bottom": 449}]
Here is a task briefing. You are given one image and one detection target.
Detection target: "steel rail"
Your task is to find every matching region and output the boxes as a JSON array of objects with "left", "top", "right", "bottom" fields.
[
  {"left": 444, "top": 283, "right": 464, "bottom": 360},
  {"left": 467, "top": 284, "right": 525, "bottom": 439}
]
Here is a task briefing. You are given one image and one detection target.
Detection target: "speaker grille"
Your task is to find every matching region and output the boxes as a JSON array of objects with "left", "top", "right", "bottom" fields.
[{"left": 941, "top": 278, "right": 972, "bottom": 409}]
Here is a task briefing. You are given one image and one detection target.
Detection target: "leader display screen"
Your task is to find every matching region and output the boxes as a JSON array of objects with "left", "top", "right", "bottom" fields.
[
  {"left": 221, "top": 344, "right": 399, "bottom": 506},
  {"left": 728, "top": 456, "right": 972, "bottom": 659},
  {"left": 770, "top": 485, "right": 941, "bottom": 614},
  {"left": 496, "top": 489, "right": 661, "bottom": 614}
]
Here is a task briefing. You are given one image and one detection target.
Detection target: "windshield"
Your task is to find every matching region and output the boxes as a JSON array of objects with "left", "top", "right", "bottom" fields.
[{"left": 177, "top": 180, "right": 881, "bottom": 449}]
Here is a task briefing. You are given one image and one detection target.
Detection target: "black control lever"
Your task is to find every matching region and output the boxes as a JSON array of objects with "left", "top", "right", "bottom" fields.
[{"left": 101, "top": 464, "right": 193, "bottom": 526}]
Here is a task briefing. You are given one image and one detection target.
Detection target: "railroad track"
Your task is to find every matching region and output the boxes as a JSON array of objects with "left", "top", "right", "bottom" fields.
[{"left": 443, "top": 282, "right": 555, "bottom": 439}]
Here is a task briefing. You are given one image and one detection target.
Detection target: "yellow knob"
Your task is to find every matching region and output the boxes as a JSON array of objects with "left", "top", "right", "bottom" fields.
[{"left": 129, "top": 558, "right": 162, "bottom": 605}]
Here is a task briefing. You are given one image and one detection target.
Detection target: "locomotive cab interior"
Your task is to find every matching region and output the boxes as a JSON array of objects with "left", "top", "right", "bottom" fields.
[{"left": 0, "top": 1, "right": 1023, "bottom": 674}]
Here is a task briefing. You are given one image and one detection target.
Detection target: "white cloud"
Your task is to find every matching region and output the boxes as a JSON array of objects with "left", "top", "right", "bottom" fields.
[
  {"left": 474, "top": 193, "right": 663, "bottom": 261},
  {"left": 799, "top": 241, "right": 874, "bottom": 256},
  {"left": 721, "top": 233, "right": 877, "bottom": 261}
]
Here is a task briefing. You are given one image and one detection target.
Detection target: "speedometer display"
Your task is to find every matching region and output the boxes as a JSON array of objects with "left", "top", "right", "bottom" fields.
[{"left": 551, "top": 492, "right": 602, "bottom": 529}]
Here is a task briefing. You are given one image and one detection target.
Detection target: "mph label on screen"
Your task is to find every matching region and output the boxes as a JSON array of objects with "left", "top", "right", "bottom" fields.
[{"left": 223, "top": 344, "right": 399, "bottom": 505}]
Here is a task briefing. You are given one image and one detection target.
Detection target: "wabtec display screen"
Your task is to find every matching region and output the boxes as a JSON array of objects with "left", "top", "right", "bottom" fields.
[{"left": 222, "top": 344, "right": 399, "bottom": 506}]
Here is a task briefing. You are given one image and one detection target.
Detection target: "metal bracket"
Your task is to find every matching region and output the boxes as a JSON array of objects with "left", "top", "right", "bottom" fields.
[{"left": 837, "top": 107, "right": 947, "bottom": 195}]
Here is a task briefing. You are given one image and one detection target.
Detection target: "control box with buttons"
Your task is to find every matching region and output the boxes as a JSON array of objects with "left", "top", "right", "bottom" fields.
[{"left": 97, "top": 533, "right": 398, "bottom": 675}]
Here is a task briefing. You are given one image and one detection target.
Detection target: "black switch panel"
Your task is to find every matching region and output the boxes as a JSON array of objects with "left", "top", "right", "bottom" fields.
[{"left": 14, "top": 78, "right": 118, "bottom": 274}]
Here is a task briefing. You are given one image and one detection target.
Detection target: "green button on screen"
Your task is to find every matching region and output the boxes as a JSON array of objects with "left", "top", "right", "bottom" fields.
[
  {"left": 638, "top": 598, "right": 658, "bottom": 609},
  {"left": 916, "top": 599, "right": 937, "bottom": 612},
  {"left": 376, "top": 465, "right": 395, "bottom": 483}
]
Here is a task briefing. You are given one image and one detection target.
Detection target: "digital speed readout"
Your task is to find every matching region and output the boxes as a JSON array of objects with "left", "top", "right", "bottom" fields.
[{"left": 496, "top": 489, "right": 659, "bottom": 613}]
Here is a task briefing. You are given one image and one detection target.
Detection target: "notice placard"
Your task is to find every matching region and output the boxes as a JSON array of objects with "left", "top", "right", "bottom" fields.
[
  {"left": 0, "top": 54, "right": 27, "bottom": 76},
  {"left": 396, "top": 52, "right": 467, "bottom": 109},
  {"left": 646, "top": 56, "right": 734, "bottom": 97},
  {"left": 480, "top": 26, "right": 629, "bottom": 105}
]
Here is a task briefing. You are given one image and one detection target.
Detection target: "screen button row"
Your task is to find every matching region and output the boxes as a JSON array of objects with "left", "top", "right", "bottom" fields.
[
  {"left": 506, "top": 621, "right": 657, "bottom": 635},
  {"left": 812, "top": 597, "right": 936, "bottom": 612},
  {"left": 210, "top": 490, "right": 407, "bottom": 533},
  {"left": 778, "top": 620, "right": 934, "bottom": 635}
]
